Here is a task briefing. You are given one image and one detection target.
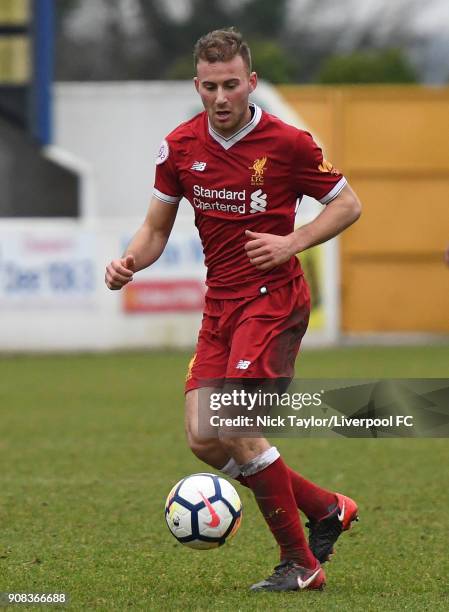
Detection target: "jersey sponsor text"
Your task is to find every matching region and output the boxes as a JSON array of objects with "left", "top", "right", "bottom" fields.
[{"left": 193, "top": 184, "right": 267, "bottom": 215}]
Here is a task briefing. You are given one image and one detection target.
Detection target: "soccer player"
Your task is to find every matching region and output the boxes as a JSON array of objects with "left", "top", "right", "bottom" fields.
[{"left": 105, "top": 28, "right": 361, "bottom": 593}]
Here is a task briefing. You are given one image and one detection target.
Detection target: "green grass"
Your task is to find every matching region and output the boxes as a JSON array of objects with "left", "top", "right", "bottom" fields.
[{"left": 1, "top": 346, "right": 449, "bottom": 610}]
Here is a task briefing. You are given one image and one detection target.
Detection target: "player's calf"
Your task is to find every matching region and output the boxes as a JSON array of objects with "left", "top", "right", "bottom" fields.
[
  {"left": 185, "top": 388, "right": 229, "bottom": 468},
  {"left": 186, "top": 434, "right": 229, "bottom": 470}
]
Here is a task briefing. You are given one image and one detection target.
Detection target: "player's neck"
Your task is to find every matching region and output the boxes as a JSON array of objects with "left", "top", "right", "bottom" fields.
[{"left": 210, "top": 104, "right": 254, "bottom": 139}]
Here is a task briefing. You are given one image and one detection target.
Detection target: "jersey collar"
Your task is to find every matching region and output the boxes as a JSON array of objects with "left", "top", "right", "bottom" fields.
[{"left": 208, "top": 103, "right": 262, "bottom": 150}]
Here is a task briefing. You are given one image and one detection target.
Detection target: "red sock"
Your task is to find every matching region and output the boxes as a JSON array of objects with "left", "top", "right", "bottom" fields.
[
  {"left": 287, "top": 467, "right": 337, "bottom": 520},
  {"left": 244, "top": 457, "right": 316, "bottom": 568},
  {"left": 237, "top": 467, "right": 336, "bottom": 520}
]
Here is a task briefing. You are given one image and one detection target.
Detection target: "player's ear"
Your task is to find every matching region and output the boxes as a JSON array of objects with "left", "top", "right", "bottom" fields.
[
  {"left": 249, "top": 72, "right": 258, "bottom": 94},
  {"left": 194, "top": 77, "right": 200, "bottom": 93}
]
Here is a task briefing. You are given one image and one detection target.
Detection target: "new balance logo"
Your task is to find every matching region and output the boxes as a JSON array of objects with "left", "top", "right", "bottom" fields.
[
  {"left": 191, "top": 161, "right": 207, "bottom": 171},
  {"left": 236, "top": 360, "right": 251, "bottom": 370},
  {"left": 249, "top": 189, "right": 267, "bottom": 214}
]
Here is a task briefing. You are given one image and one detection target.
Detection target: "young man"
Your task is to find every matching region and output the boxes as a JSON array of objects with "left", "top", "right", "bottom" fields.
[{"left": 105, "top": 28, "right": 361, "bottom": 593}]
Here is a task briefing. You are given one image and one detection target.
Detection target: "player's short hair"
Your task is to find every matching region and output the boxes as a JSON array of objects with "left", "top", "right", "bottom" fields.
[{"left": 194, "top": 28, "right": 252, "bottom": 74}]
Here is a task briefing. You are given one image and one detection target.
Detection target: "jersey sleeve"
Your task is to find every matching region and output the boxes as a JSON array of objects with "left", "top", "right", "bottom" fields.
[
  {"left": 153, "top": 138, "right": 183, "bottom": 204},
  {"left": 292, "top": 131, "right": 347, "bottom": 204}
]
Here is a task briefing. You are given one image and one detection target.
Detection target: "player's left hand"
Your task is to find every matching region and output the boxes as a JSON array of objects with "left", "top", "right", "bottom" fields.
[{"left": 244, "top": 230, "right": 296, "bottom": 271}]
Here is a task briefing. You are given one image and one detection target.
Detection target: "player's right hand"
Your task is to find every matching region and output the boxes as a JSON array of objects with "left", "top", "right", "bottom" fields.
[{"left": 105, "top": 254, "right": 135, "bottom": 290}]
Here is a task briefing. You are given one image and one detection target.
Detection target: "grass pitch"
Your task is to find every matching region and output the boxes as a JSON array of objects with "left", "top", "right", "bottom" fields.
[{"left": 1, "top": 345, "right": 449, "bottom": 610}]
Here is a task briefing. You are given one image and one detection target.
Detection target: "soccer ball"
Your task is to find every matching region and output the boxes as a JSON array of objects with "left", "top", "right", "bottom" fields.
[{"left": 165, "top": 473, "right": 242, "bottom": 549}]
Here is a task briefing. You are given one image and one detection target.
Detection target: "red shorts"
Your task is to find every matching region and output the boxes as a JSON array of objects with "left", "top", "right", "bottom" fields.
[{"left": 185, "top": 275, "right": 310, "bottom": 392}]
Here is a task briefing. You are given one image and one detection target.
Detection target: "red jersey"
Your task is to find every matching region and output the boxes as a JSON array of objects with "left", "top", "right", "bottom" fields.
[{"left": 154, "top": 104, "right": 346, "bottom": 299}]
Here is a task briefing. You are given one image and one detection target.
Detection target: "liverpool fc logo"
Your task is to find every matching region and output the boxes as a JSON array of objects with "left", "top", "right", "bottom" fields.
[{"left": 249, "top": 156, "right": 268, "bottom": 186}]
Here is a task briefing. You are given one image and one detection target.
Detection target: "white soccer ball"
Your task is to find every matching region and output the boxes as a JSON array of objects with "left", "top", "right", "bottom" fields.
[{"left": 165, "top": 473, "right": 243, "bottom": 549}]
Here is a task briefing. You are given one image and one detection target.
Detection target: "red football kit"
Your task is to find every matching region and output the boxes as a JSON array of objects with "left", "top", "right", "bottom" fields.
[{"left": 153, "top": 104, "right": 346, "bottom": 390}]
